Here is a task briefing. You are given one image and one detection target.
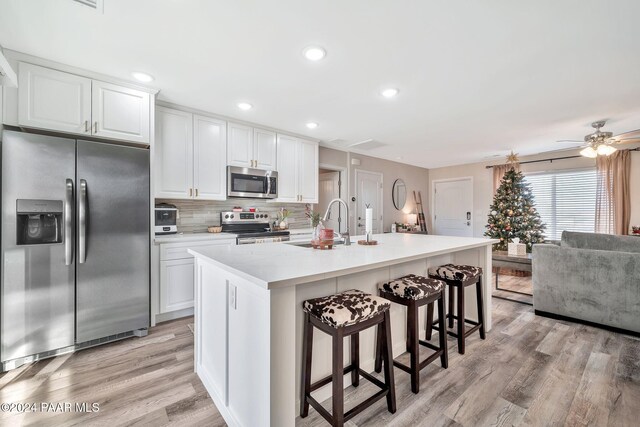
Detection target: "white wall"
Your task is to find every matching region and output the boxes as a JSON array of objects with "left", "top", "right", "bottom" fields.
[
  {"left": 318, "top": 147, "right": 430, "bottom": 233},
  {"left": 429, "top": 147, "right": 640, "bottom": 237}
]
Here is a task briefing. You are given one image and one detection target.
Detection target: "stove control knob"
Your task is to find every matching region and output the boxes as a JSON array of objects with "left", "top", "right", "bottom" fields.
[
  {"left": 230, "top": 214, "right": 235, "bottom": 219},
  {"left": 224, "top": 214, "right": 229, "bottom": 219}
]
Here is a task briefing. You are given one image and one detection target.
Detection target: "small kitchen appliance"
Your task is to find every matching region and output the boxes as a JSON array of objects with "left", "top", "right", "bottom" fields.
[{"left": 155, "top": 203, "right": 178, "bottom": 235}]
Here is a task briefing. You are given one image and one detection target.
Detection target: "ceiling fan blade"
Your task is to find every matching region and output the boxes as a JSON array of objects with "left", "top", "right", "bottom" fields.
[
  {"left": 613, "top": 129, "right": 640, "bottom": 138},
  {"left": 556, "top": 139, "right": 584, "bottom": 143},
  {"left": 612, "top": 137, "right": 640, "bottom": 144}
]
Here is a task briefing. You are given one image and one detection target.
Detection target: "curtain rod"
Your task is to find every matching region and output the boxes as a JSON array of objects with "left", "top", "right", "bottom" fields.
[{"left": 485, "top": 147, "right": 640, "bottom": 169}]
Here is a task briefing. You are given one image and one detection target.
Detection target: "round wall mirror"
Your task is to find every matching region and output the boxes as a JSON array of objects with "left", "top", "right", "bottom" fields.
[{"left": 392, "top": 179, "right": 407, "bottom": 210}]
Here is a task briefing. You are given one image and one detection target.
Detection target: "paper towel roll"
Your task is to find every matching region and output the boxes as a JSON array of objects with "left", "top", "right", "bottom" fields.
[{"left": 365, "top": 208, "right": 373, "bottom": 235}]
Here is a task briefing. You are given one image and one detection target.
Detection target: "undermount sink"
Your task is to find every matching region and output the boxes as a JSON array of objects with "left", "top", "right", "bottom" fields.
[{"left": 286, "top": 240, "right": 345, "bottom": 248}]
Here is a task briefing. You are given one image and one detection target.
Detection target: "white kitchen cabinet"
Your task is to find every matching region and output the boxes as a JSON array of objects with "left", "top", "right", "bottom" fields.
[
  {"left": 275, "top": 134, "right": 318, "bottom": 203},
  {"left": 92, "top": 80, "right": 150, "bottom": 144},
  {"left": 298, "top": 138, "right": 319, "bottom": 203},
  {"left": 227, "top": 122, "right": 253, "bottom": 168},
  {"left": 193, "top": 114, "right": 227, "bottom": 200},
  {"left": 18, "top": 62, "right": 92, "bottom": 135},
  {"left": 18, "top": 62, "right": 151, "bottom": 144},
  {"left": 253, "top": 128, "right": 277, "bottom": 170},
  {"left": 227, "top": 123, "right": 277, "bottom": 170},
  {"left": 159, "top": 238, "right": 236, "bottom": 315},
  {"left": 155, "top": 107, "right": 193, "bottom": 199},
  {"left": 155, "top": 107, "right": 227, "bottom": 200},
  {"left": 160, "top": 258, "right": 195, "bottom": 313}
]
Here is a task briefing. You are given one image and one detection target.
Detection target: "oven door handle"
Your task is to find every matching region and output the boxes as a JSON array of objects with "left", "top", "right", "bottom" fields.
[{"left": 237, "top": 237, "right": 256, "bottom": 245}]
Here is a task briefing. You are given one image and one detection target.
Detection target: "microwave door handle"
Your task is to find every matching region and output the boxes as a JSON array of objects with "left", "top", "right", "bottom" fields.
[
  {"left": 64, "top": 179, "right": 74, "bottom": 265},
  {"left": 78, "top": 179, "right": 87, "bottom": 264},
  {"left": 266, "top": 176, "right": 272, "bottom": 196}
]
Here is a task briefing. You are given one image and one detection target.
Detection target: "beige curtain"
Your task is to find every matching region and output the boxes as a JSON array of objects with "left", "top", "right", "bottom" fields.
[
  {"left": 595, "top": 150, "right": 631, "bottom": 235},
  {"left": 493, "top": 164, "right": 521, "bottom": 193}
]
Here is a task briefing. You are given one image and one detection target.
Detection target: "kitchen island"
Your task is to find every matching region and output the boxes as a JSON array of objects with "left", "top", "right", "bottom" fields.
[{"left": 188, "top": 233, "right": 497, "bottom": 427}]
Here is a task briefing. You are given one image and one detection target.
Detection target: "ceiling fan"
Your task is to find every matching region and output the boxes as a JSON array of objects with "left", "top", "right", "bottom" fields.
[{"left": 557, "top": 120, "right": 640, "bottom": 158}]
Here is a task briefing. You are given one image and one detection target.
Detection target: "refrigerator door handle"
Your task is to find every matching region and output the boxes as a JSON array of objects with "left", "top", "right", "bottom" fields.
[
  {"left": 65, "top": 179, "right": 74, "bottom": 265},
  {"left": 79, "top": 179, "right": 87, "bottom": 264}
]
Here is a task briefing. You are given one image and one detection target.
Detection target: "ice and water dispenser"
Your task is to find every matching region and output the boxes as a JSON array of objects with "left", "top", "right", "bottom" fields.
[{"left": 16, "top": 199, "right": 63, "bottom": 245}]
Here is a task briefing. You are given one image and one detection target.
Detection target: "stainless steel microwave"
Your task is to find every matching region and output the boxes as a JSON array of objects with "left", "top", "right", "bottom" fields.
[{"left": 227, "top": 166, "right": 278, "bottom": 199}]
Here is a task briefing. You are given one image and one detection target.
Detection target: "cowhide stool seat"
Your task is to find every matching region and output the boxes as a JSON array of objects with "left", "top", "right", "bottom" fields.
[
  {"left": 427, "top": 264, "right": 486, "bottom": 354},
  {"left": 374, "top": 274, "right": 448, "bottom": 394},
  {"left": 300, "top": 289, "right": 396, "bottom": 427}
]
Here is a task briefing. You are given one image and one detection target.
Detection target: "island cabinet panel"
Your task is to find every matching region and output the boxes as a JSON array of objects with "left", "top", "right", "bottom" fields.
[{"left": 195, "top": 261, "right": 229, "bottom": 406}]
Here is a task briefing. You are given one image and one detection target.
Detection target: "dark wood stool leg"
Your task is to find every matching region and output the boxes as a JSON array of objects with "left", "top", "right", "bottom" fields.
[
  {"left": 332, "top": 328, "right": 344, "bottom": 427},
  {"left": 457, "top": 284, "right": 465, "bottom": 354},
  {"left": 425, "top": 302, "right": 434, "bottom": 340},
  {"left": 382, "top": 310, "right": 397, "bottom": 413},
  {"left": 448, "top": 284, "right": 455, "bottom": 328},
  {"left": 351, "top": 332, "right": 360, "bottom": 387},
  {"left": 408, "top": 300, "right": 420, "bottom": 394},
  {"left": 437, "top": 290, "right": 448, "bottom": 368},
  {"left": 300, "top": 313, "right": 313, "bottom": 417},
  {"left": 406, "top": 307, "right": 412, "bottom": 352},
  {"left": 374, "top": 322, "right": 383, "bottom": 373},
  {"left": 476, "top": 275, "right": 486, "bottom": 340}
]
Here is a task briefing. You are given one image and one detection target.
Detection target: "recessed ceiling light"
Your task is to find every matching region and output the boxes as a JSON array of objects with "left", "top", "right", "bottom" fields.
[
  {"left": 303, "top": 46, "right": 326, "bottom": 61},
  {"left": 306, "top": 122, "right": 319, "bottom": 129},
  {"left": 381, "top": 88, "right": 399, "bottom": 98},
  {"left": 237, "top": 102, "right": 253, "bottom": 111},
  {"left": 131, "top": 72, "right": 154, "bottom": 83}
]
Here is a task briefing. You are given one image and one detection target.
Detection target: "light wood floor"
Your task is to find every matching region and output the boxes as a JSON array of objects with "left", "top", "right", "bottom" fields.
[{"left": 1, "top": 291, "right": 638, "bottom": 426}]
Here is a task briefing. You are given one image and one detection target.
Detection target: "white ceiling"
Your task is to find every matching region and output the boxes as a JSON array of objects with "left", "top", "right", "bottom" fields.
[{"left": 1, "top": 0, "right": 639, "bottom": 168}]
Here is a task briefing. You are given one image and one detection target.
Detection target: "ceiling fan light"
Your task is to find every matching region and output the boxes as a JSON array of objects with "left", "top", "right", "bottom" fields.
[
  {"left": 580, "top": 146, "right": 598, "bottom": 158},
  {"left": 596, "top": 144, "right": 617, "bottom": 156}
]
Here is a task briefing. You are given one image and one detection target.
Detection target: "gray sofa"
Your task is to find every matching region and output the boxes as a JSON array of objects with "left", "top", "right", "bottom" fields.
[{"left": 533, "top": 231, "right": 640, "bottom": 334}]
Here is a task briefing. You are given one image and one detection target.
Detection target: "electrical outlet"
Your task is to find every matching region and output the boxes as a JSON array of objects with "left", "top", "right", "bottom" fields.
[{"left": 229, "top": 284, "right": 237, "bottom": 309}]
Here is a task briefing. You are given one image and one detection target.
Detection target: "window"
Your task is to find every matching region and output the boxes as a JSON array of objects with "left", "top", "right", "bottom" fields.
[{"left": 523, "top": 169, "right": 597, "bottom": 240}]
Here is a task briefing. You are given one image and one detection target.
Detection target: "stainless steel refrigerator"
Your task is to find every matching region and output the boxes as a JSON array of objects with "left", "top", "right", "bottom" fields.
[{"left": 1, "top": 130, "right": 150, "bottom": 370}]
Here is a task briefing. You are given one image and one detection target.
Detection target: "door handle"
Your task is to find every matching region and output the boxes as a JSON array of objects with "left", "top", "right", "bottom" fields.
[
  {"left": 84, "top": 121, "right": 90, "bottom": 133},
  {"left": 79, "top": 179, "right": 87, "bottom": 264},
  {"left": 195, "top": 188, "right": 199, "bottom": 197},
  {"left": 64, "top": 179, "right": 74, "bottom": 265},
  {"left": 93, "top": 122, "right": 98, "bottom": 134}
]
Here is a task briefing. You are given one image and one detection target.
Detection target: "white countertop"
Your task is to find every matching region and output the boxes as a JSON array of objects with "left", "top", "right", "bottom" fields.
[
  {"left": 188, "top": 233, "right": 497, "bottom": 289},
  {"left": 154, "top": 232, "right": 237, "bottom": 244}
]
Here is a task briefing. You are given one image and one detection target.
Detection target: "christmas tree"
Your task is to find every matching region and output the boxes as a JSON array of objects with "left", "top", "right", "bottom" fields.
[{"left": 484, "top": 168, "right": 546, "bottom": 252}]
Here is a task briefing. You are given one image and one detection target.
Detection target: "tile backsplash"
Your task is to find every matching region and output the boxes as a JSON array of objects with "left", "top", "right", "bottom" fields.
[{"left": 156, "top": 199, "right": 313, "bottom": 233}]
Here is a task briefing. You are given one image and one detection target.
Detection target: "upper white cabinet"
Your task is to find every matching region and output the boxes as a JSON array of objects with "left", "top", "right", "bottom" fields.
[
  {"left": 193, "top": 115, "right": 227, "bottom": 200},
  {"left": 275, "top": 134, "right": 318, "bottom": 203},
  {"left": 227, "top": 122, "right": 253, "bottom": 168},
  {"left": 18, "top": 62, "right": 92, "bottom": 135},
  {"left": 253, "top": 128, "right": 277, "bottom": 170},
  {"left": 18, "top": 62, "right": 151, "bottom": 144},
  {"left": 92, "top": 80, "right": 150, "bottom": 144},
  {"left": 155, "top": 106, "right": 226, "bottom": 201},
  {"left": 227, "top": 122, "right": 277, "bottom": 170},
  {"left": 155, "top": 107, "right": 193, "bottom": 199}
]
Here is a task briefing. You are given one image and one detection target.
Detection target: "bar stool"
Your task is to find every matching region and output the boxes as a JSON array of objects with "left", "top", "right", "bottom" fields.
[
  {"left": 427, "top": 264, "right": 485, "bottom": 354},
  {"left": 300, "top": 289, "right": 396, "bottom": 427},
  {"left": 374, "top": 274, "right": 448, "bottom": 394}
]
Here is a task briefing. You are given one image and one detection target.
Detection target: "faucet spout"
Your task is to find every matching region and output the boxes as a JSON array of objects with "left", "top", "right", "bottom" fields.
[{"left": 322, "top": 198, "right": 351, "bottom": 246}]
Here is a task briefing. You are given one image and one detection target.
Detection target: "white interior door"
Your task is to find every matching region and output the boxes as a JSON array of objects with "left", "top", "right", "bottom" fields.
[
  {"left": 433, "top": 178, "right": 473, "bottom": 237},
  {"left": 319, "top": 172, "right": 342, "bottom": 233},
  {"left": 355, "top": 170, "right": 383, "bottom": 235}
]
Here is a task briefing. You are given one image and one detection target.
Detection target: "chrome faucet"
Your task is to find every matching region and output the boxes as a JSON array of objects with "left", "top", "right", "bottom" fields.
[{"left": 323, "top": 198, "right": 351, "bottom": 246}]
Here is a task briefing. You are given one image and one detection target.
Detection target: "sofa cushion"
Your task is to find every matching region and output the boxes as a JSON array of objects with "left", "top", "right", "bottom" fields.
[
  {"left": 561, "top": 231, "right": 640, "bottom": 253},
  {"left": 303, "top": 289, "right": 390, "bottom": 328},
  {"left": 380, "top": 274, "right": 445, "bottom": 300}
]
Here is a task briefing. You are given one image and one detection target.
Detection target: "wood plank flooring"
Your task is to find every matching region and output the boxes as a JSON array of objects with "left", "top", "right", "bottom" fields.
[{"left": 1, "top": 289, "right": 638, "bottom": 426}]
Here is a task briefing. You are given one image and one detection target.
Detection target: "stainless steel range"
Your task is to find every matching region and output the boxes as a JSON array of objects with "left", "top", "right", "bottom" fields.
[{"left": 220, "top": 211, "right": 290, "bottom": 245}]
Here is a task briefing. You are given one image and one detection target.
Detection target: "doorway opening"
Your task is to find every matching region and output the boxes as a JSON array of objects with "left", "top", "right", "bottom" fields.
[
  {"left": 317, "top": 164, "right": 346, "bottom": 234},
  {"left": 354, "top": 169, "right": 383, "bottom": 235}
]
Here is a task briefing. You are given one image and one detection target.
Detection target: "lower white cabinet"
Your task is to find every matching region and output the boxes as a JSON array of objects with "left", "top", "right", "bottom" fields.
[
  {"left": 160, "top": 258, "right": 195, "bottom": 313},
  {"left": 158, "top": 238, "right": 236, "bottom": 316}
]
